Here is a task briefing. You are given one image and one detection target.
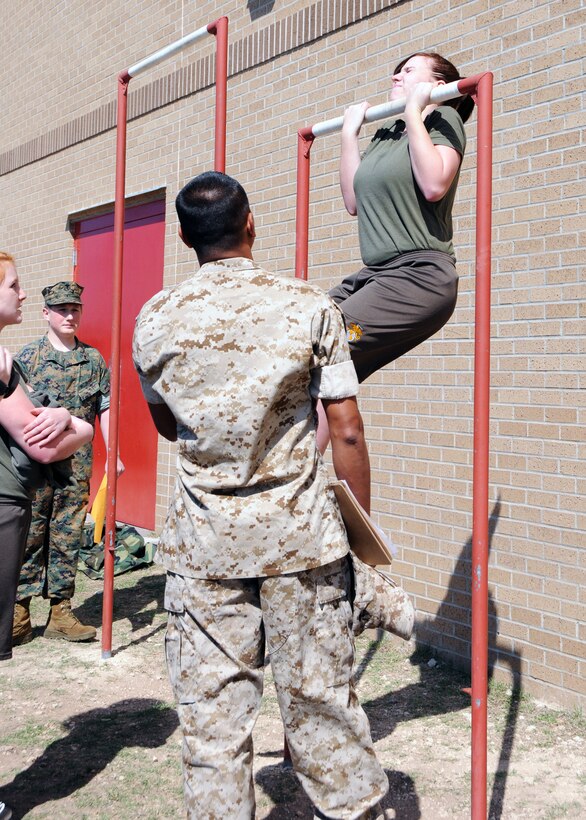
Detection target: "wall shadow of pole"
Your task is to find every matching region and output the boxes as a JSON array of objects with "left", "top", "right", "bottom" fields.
[
  {"left": 413, "top": 494, "right": 523, "bottom": 820},
  {"left": 0, "top": 698, "right": 178, "bottom": 818}
]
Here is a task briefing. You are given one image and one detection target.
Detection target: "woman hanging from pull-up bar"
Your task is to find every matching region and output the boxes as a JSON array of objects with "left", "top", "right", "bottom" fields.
[{"left": 317, "top": 52, "right": 474, "bottom": 451}]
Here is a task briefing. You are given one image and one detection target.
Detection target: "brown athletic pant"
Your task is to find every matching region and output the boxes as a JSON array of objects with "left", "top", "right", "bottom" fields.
[{"left": 329, "top": 250, "right": 458, "bottom": 383}]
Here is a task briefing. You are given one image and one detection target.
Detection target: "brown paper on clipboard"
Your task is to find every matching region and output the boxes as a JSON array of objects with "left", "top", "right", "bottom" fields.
[{"left": 330, "top": 480, "right": 393, "bottom": 567}]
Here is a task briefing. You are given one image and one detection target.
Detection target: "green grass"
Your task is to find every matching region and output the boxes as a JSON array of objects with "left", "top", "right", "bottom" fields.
[
  {"left": 2, "top": 720, "right": 63, "bottom": 747},
  {"left": 540, "top": 801, "right": 583, "bottom": 819}
]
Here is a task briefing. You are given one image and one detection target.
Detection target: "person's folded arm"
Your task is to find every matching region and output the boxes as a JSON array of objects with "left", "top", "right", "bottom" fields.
[{"left": 0, "top": 384, "right": 93, "bottom": 463}]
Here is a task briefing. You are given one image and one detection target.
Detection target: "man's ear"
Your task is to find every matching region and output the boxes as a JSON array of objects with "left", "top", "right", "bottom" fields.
[
  {"left": 246, "top": 211, "right": 256, "bottom": 240},
  {"left": 42, "top": 306, "right": 50, "bottom": 322},
  {"left": 178, "top": 225, "right": 192, "bottom": 248}
]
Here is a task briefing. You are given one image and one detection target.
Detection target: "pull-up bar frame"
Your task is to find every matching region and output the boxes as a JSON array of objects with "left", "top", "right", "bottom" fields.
[
  {"left": 295, "top": 72, "right": 493, "bottom": 820},
  {"left": 101, "top": 16, "right": 229, "bottom": 660}
]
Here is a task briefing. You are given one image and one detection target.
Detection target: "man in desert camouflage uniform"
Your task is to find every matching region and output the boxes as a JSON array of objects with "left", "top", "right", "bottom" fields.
[
  {"left": 13, "top": 281, "right": 123, "bottom": 644},
  {"left": 133, "top": 172, "right": 390, "bottom": 819}
]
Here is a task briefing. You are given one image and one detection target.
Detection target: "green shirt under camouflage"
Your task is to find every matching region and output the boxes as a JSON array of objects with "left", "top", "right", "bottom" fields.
[
  {"left": 133, "top": 257, "right": 359, "bottom": 580},
  {"left": 16, "top": 335, "right": 110, "bottom": 482}
]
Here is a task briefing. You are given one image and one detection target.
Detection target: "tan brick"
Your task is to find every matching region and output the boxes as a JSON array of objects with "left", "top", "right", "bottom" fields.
[
  {"left": 528, "top": 663, "right": 563, "bottom": 688},
  {"left": 1, "top": 0, "right": 584, "bottom": 709},
  {"left": 561, "top": 673, "right": 586, "bottom": 696}
]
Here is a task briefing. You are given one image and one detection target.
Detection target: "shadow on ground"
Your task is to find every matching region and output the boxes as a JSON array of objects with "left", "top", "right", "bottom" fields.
[
  {"left": 0, "top": 698, "right": 178, "bottom": 819},
  {"left": 256, "top": 765, "right": 421, "bottom": 819},
  {"left": 69, "top": 570, "right": 167, "bottom": 654}
]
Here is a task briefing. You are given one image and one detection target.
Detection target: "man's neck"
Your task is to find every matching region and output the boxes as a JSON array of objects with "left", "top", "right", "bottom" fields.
[
  {"left": 197, "top": 246, "right": 254, "bottom": 266},
  {"left": 47, "top": 329, "right": 76, "bottom": 352}
]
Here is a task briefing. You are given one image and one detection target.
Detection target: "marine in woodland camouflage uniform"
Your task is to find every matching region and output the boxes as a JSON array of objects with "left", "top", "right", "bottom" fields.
[
  {"left": 14, "top": 281, "right": 111, "bottom": 640},
  {"left": 133, "top": 172, "right": 388, "bottom": 820}
]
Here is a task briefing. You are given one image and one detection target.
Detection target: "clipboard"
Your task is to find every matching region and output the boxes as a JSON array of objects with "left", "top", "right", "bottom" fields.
[{"left": 330, "top": 480, "right": 393, "bottom": 567}]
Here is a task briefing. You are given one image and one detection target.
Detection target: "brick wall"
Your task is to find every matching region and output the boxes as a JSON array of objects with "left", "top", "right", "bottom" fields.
[{"left": 1, "top": 0, "right": 584, "bottom": 708}]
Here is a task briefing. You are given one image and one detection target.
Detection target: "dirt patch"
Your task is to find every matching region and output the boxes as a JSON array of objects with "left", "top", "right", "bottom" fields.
[{"left": 0, "top": 564, "right": 584, "bottom": 819}]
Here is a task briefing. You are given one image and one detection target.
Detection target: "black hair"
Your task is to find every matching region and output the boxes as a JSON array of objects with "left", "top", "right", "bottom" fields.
[
  {"left": 393, "top": 52, "right": 475, "bottom": 123},
  {"left": 175, "top": 171, "right": 251, "bottom": 254}
]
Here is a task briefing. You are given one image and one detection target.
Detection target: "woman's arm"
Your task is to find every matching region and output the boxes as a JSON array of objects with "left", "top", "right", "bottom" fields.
[
  {"left": 0, "top": 381, "right": 93, "bottom": 464},
  {"left": 404, "top": 82, "right": 462, "bottom": 202},
  {"left": 22, "top": 406, "right": 72, "bottom": 446},
  {"left": 339, "top": 102, "right": 370, "bottom": 216}
]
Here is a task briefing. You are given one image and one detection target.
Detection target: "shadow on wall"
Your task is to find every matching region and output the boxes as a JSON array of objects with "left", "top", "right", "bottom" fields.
[
  {"left": 0, "top": 699, "right": 178, "bottom": 819},
  {"left": 414, "top": 495, "right": 524, "bottom": 820},
  {"left": 247, "top": 0, "right": 276, "bottom": 21}
]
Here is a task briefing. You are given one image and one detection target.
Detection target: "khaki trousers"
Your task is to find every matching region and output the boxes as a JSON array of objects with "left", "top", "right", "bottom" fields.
[{"left": 164, "top": 557, "right": 388, "bottom": 819}]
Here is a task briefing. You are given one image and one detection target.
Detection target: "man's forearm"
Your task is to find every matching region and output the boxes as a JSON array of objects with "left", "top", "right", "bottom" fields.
[
  {"left": 331, "top": 436, "right": 371, "bottom": 514},
  {"left": 324, "top": 396, "right": 371, "bottom": 514}
]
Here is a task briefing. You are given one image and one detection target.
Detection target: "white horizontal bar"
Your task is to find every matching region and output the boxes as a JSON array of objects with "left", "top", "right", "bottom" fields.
[
  {"left": 128, "top": 24, "right": 211, "bottom": 77},
  {"left": 311, "top": 80, "right": 463, "bottom": 137}
]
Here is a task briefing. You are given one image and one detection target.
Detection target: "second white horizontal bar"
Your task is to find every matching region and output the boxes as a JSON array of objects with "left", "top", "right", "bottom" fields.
[{"left": 311, "top": 80, "right": 463, "bottom": 137}]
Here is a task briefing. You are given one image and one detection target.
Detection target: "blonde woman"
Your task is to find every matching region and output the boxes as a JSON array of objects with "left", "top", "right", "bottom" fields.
[{"left": 0, "top": 252, "right": 93, "bottom": 665}]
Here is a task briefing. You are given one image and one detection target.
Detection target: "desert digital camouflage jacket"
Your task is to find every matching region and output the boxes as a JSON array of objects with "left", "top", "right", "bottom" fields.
[
  {"left": 133, "top": 257, "right": 359, "bottom": 579},
  {"left": 17, "top": 335, "right": 110, "bottom": 481}
]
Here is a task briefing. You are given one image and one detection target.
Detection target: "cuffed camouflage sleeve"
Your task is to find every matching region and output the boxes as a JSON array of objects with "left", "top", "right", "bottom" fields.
[
  {"left": 95, "top": 354, "right": 111, "bottom": 413},
  {"left": 309, "top": 298, "right": 358, "bottom": 400}
]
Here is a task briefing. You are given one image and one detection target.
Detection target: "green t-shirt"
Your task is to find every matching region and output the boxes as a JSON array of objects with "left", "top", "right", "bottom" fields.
[
  {"left": 353, "top": 105, "right": 466, "bottom": 265},
  {"left": 0, "top": 369, "right": 32, "bottom": 501}
]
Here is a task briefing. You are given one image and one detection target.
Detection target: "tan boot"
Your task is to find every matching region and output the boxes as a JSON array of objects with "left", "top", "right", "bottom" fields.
[
  {"left": 44, "top": 598, "right": 96, "bottom": 642},
  {"left": 350, "top": 553, "right": 415, "bottom": 641},
  {"left": 13, "top": 598, "right": 33, "bottom": 646}
]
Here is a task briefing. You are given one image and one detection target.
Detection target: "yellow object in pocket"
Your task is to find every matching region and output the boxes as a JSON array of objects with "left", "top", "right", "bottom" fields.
[{"left": 90, "top": 474, "right": 108, "bottom": 543}]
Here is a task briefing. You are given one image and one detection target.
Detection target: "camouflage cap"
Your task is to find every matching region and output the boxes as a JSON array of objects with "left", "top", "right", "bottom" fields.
[{"left": 42, "top": 281, "right": 84, "bottom": 306}]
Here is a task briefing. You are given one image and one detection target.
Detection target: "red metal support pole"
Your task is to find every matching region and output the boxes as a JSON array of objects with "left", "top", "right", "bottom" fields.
[
  {"left": 295, "top": 128, "right": 314, "bottom": 280},
  {"left": 293, "top": 73, "right": 494, "bottom": 812},
  {"left": 470, "top": 71, "right": 493, "bottom": 820},
  {"left": 208, "top": 16, "right": 228, "bottom": 173},
  {"left": 102, "top": 22, "right": 229, "bottom": 658},
  {"left": 101, "top": 70, "right": 130, "bottom": 658}
]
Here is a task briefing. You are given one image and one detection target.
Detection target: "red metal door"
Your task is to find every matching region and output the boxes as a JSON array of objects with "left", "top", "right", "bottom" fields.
[{"left": 74, "top": 199, "right": 165, "bottom": 530}]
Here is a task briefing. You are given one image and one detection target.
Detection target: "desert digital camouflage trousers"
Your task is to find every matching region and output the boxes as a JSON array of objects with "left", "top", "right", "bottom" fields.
[
  {"left": 164, "top": 557, "right": 388, "bottom": 820},
  {"left": 17, "top": 480, "right": 89, "bottom": 601}
]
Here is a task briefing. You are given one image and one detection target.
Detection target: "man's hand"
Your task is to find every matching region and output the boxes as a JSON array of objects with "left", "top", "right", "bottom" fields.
[{"left": 23, "top": 406, "right": 72, "bottom": 446}]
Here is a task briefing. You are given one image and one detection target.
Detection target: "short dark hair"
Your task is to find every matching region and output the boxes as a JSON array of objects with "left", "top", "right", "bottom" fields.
[
  {"left": 175, "top": 172, "right": 251, "bottom": 255},
  {"left": 394, "top": 52, "right": 475, "bottom": 124}
]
